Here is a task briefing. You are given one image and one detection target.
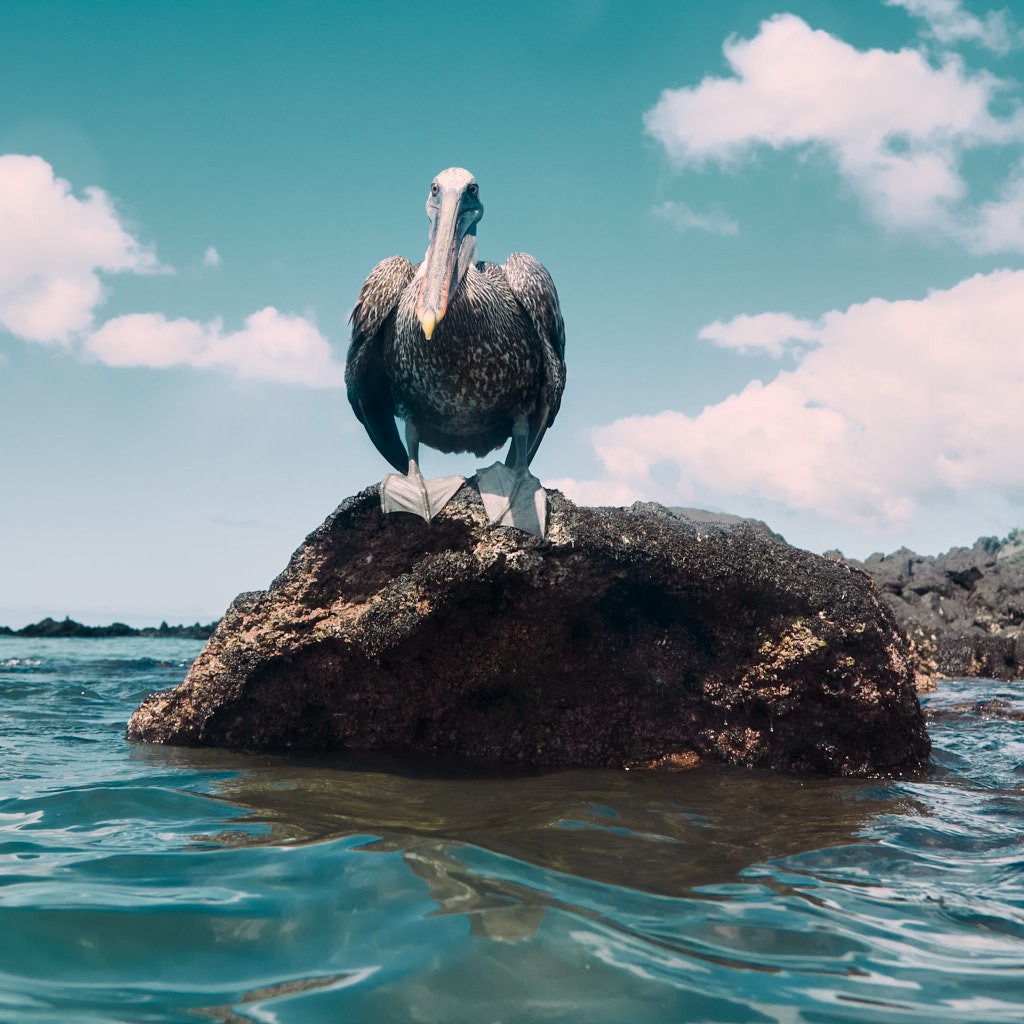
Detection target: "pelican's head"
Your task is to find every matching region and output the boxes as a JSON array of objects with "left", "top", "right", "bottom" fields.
[{"left": 415, "top": 167, "right": 484, "bottom": 339}]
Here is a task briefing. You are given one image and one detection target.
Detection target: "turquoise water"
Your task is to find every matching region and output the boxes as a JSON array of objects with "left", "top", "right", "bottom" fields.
[{"left": 1, "top": 638, "right": 1023, "bottom": 1023}]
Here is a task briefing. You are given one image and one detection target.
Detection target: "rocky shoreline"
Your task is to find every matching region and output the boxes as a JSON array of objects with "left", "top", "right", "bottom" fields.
[
  {"left": 0, "top": 617, "right": 218, "bottom": 640},
  {"left": 834, "top": 530, "right": 1024, "bottom": 682}
]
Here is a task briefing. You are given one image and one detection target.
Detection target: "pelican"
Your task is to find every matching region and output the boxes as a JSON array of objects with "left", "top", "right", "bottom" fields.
[{"left": 345, "top": 167, "right": 566, "bottom": 535}]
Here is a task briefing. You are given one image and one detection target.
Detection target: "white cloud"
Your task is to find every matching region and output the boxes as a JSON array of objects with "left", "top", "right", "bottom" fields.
[
  {"left": 0, "top": 154, "right": 163, "bottom": 344},
  {"left": 557, "top": 269, "right": 1024, "bottom": 535},
  {"left": 85, "top": 307, "right": 344, "bottom": 388},
  {"left": 698, "top": 312, "right": 819, "bottom": 357},
  {"left": 643, "top": 14, "right": 1024, "bottom": 248},
  {"left": 969, "top": 160, "right": 1024, "bottom": 250},
  {"left": 884, "top": 0, "right": 1018, "bottom": 54},
  {"left": 0, "top": 156, "right": 339, "bottom": 389},
  {"left": 652, "top": 200, "right": 739, "bottom": 236}
]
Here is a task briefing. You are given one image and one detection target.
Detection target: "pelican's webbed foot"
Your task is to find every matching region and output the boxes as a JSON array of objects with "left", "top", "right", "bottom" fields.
[
  {"left": 381, "top": 461, "right": 465, "bottom": 522},
  {"left": 476, "top": 462, "right": 547, "bottom": 536}
]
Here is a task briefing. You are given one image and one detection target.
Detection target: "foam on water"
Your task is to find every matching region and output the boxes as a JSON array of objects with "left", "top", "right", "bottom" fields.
[{"left": 1, "top": 638, "right": 1023, "bottom": 1023}]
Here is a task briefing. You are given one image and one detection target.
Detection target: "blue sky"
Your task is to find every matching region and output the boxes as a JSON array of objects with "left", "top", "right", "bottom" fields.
[{"left": 2, "top": 0, "right": 1023, "bottom": 626}]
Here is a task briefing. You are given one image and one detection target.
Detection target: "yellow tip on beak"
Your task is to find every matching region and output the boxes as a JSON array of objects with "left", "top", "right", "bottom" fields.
[{"left": 420, "top": 310, "right": 437, "bottom": 340}]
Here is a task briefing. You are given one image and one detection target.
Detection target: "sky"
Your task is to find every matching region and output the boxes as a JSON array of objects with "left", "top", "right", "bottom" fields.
[{"left": 2, "top": 0, "right": 1024, "bottom": 627}]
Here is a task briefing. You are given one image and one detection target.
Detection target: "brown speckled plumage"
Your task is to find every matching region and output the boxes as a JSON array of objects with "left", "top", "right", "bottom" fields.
[{"left": 346, "top": 194, "right": 565, "bottom": 473}]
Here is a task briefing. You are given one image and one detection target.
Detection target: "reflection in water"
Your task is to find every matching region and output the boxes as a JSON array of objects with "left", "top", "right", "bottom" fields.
[
  {"left": 169, "top": 749, "right": 932, "bottom": 1021},
  {"left": 139, "top": 744, "right": 912, "bottom": 901},
  {"left": 131, "top": 744, "right": 919, "bottom": 1018},
  {"left": 195, "top": 968, "right": 381, "bottom": 1024}
]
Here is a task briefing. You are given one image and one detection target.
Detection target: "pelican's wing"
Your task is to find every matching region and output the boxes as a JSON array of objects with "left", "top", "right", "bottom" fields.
[
  {"left": 346, "top": 256, "right": 415, "bottom": 473},
  {"left": 504, "top": 252, "right": 567, "bottom": 464}
]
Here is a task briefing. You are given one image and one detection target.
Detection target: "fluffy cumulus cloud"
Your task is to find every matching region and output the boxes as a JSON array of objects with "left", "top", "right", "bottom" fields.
[
  {"left": 85, "top": 307, "right": 344, "bottom": 388},
  {"left": 643, "top": 14, "right": 1024, "bottom": 249},
  {"left": 554, "top": 269, "right": 1024, "bottom": 535},
  {"left": 697, "top": 312, "right": 820, "bottom": 357},
  {"left": 0, "top": 154, "right": 162, "bottom": 343},
  {"left": 0, "top": 155, "right": 342, "bottom": 388},
  {"left": 970, "top": 161, "right": 1024, "bottom": 250},
  {"left": 884, "top": 0, "right": 1019, "bottom": 54}
]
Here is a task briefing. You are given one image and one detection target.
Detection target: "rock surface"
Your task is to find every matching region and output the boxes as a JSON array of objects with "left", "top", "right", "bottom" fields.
[
  {"left": 128, "top": 486, "right": 930, "bottom": 775},
  {"left": 838, "top": 531, "right": 1024, "bottom": 681}
]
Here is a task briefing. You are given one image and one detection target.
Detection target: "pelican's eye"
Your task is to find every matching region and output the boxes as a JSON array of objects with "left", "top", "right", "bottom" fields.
[
  {"left": 466, "top": 183, "right": 478, "bottom": 197},
  {"left": 430, "top": 182, "right": 439, "bottom": 196}
]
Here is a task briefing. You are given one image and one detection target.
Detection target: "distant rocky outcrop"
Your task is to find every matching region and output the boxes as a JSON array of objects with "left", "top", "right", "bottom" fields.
[
  {"left": 0, "top": 616, "right": 218, "bottom": 639},
  {"left": 835, "top": 531, "right": 1024, "bottom": 681},
  {"left": 128, "top": 486, "right": 929, "bottom": 776}
]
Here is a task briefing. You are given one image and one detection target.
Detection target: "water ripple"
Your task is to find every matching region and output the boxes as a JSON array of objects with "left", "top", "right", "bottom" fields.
[{"left": 1, "top": 637, "right": 1023, "bottom": 1022}]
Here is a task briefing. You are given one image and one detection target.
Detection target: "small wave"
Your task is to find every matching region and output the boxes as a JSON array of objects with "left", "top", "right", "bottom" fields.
[
  {"left": 1, "top": 652, "right": 1023, "bottom": 1023},
  {"left": 89, "top": 657, "right": 196, "bottom": 674}
]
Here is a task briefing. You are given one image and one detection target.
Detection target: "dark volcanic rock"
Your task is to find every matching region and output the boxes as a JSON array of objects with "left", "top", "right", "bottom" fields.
[
  {"left": 840, "top": 530, "right": 1024, "bottom": 680},
  {"left": 18, "top": 616, "right": 135, "bottom": 638},
  {"left": 127, "top": 486, "right": 930, "bottom": 776}
]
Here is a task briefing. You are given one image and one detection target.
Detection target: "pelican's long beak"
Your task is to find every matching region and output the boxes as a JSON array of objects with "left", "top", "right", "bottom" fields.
[{"left": 416, "top": 191, "right": 464, "bottom": 340}]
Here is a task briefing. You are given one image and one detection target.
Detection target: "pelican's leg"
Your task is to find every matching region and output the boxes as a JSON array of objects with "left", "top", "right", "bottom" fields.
[
  {"left": 380, "top": 420, "right": 465, "bottom": 522},
  {"left": 476, "top": 414, "right": 547, "bottom": 536}
]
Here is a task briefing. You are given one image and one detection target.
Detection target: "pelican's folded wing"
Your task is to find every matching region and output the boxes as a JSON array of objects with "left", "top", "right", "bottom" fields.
[
  {"left": 504, "top": 252, "right": 567, "bottom": 465},
  {"left": 345, "top": 256, "right": 416, "bottom": 473}
]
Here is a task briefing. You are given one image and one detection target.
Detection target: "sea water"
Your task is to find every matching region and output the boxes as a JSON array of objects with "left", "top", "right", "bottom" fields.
[{"left": 1, "top": 636, "right": 1023, "bottom": 1023}]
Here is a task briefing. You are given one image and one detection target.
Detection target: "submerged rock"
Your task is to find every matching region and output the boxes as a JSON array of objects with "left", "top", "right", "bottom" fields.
[{"left": 128, "top": 486, "right": 930, "bottom": 775}]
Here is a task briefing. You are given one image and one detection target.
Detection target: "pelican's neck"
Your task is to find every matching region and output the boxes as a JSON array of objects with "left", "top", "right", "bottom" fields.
[{"left": 457, "top": 232, "right": 477, "bottom": 277}]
